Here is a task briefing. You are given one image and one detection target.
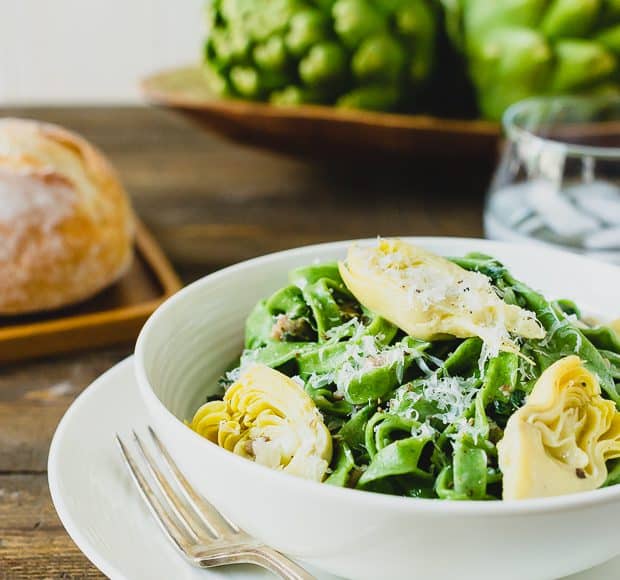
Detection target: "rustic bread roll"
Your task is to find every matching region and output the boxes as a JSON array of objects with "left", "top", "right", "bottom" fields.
[{"left": 0, "top": 118, "right": 134, "bottom": 314}]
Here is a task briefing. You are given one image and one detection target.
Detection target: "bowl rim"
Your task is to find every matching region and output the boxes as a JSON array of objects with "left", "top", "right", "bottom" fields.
[{"left": 135, "top": 236, "right": 620, "bottom": 516}]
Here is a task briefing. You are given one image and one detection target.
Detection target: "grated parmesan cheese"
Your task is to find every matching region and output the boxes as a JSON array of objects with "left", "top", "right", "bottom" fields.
[
  {"left": 330, "top": 335, "right": 417, "bottom": 396},
  {"left": 340, "top": 240, "right": 545, "bottom": 372},
  {"left": 390, "top": 373, "right": 481, "bottom": 441}
]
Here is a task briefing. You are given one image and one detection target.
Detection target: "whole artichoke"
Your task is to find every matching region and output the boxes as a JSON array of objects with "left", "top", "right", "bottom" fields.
[
  {"left": 203, "top": 0, "right": 438, "bottom": 111},
  {"left": 443, "top": 0, "right": 620, "bottom": 120}
]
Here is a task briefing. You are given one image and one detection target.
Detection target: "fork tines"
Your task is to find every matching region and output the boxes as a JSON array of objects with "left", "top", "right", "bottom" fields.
[
  {"left": 115, "top": 426, "right": 242, "bottom": 554},
  {"left": 116, "top": 427, "right": 315, "bottom": 580}
]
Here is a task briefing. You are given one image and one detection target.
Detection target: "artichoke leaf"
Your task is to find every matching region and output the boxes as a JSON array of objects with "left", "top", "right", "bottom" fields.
[
  {"left": 548, "top": 40, "right": 617, "bottom": 93},
  {"left": 540, "top": 0, "right": 601, "bottom": 39},
  {"left": 191, "top": 364, "right": 332, "bottom": 481},
  {"left": 338, "top": 239, "right": 543, "bottom": 355},
  {"left": 498, "top": 355, "right": 620, "bottom": 499}
]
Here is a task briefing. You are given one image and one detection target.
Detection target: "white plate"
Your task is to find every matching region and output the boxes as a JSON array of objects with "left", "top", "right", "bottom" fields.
[
  {"left": 49, "top": 355, "right": 620, "bottom": 580},
  {"left": 47, "top": 356, "right": 338, "bottom": 580}
]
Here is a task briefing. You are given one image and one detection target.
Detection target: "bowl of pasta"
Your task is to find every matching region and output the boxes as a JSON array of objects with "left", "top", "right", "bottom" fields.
[{"left": 135, "top": 237, "right": 620, "bottom": 580}]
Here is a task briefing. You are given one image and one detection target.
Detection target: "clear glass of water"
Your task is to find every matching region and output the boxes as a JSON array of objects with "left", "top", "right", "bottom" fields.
[{"left": 485, "top": 95, "right": 620, "bottom": 263}]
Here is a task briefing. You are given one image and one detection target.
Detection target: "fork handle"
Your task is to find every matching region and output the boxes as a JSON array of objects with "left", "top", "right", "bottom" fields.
[{"left": 248, "top": 546, "right": 316, "bottom": 580}]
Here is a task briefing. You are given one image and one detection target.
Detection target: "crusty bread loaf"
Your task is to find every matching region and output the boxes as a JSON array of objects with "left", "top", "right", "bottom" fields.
[{"left": 0, "top": 118, "right": 134, "bottom": 314}]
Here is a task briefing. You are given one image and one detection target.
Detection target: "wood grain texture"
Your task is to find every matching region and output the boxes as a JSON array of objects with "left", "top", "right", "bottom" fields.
[
  {"left": 0, "top": 348, "right": 129, "bottom": 473},
  {"left": 0, "top": 346, "right": 129, "bottom": 578},
  {"left": 0, "top": 105, "right": 489, "bottom": 577},
  {"left": 0, "top": 475, "right": 104, "bottom": 579}
]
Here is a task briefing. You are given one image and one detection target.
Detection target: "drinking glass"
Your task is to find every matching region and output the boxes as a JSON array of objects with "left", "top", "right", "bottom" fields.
[{"left": 485, "top": 95, "right": 620, "bottom": 263}]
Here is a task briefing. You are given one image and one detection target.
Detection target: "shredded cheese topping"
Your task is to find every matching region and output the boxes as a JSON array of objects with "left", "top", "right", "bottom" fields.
[
  {"left": 390, "top": 374, "right": 481, "bottom": 441},
  {"left": 338, "top": 239, "right": 544, "bottom": 364}
]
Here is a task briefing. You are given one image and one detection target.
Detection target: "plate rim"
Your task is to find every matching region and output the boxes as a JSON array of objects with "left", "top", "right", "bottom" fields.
[{"left": 48, "top": 356, "right": 135, "bottom": 580}]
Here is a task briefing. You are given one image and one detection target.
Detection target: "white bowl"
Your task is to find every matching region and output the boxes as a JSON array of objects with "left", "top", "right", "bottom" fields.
[{"left": 135, "top": 238, "right": 620, "bottom": 580}]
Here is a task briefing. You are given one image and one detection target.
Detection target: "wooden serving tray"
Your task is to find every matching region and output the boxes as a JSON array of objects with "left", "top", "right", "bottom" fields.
[
  {"left": 142, "top": 66, "right": 500, "bottom": 161},
  {"left": 0, "top": 220, "right": 182, "bottom": 364}
]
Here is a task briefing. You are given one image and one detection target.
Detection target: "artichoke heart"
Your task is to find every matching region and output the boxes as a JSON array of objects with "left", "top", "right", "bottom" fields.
[
  {"left": 338, "top": 239, "right": 543, "bottom": 352},
  {"left": 190, "top": 364, "right": 332, "bottom": 481},
  {"left": 498, "top": 355, "right": 620, "bottom": 500}
]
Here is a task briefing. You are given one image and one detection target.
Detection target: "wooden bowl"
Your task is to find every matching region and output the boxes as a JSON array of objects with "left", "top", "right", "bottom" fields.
[{"left": 141, "top": 66, "right": 500, "bottom": 160}]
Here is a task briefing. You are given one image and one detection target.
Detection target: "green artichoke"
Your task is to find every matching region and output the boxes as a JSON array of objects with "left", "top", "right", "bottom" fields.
[
  {"left": 203, "top": 0, "right": 438, "bottom": 111},
  {"left": 443, "top": 0, "right": 620, "bottom": 120}
]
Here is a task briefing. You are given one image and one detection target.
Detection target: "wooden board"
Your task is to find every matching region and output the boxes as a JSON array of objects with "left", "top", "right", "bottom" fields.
[
  {"left": 0, "top": 220, "right": 182, "bottom": 364},
  {"left": 141, "top": 66, "right": 500, "bottom": 161}
]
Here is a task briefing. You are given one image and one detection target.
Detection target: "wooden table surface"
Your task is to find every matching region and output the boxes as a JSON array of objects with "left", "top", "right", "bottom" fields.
[{"left": 0, "top": 106, "right": 490, "bottom": 578}]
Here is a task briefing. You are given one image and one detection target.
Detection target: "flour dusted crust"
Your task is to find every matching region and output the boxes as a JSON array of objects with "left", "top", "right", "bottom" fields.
[{"left": 0, "top": 118, "right": 134, "bottom": 314}]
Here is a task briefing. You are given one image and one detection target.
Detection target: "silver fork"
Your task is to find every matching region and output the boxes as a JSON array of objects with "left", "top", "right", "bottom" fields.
[{"left": 116, "top": 426, "right": 315, "bottom": 579}]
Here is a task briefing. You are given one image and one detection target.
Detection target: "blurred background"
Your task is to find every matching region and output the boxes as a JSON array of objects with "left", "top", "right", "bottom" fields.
[
  {"left": 2, "top": 0, "right": 620, "bottom": 268},
  {"left": 0, "top": 0, "right": 202, "bottom": 104}
]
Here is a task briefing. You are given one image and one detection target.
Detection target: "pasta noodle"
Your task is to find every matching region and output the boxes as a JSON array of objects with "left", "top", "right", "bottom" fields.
[{"left": 190, "top": 239, "right": 620, "bottom": 500}]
